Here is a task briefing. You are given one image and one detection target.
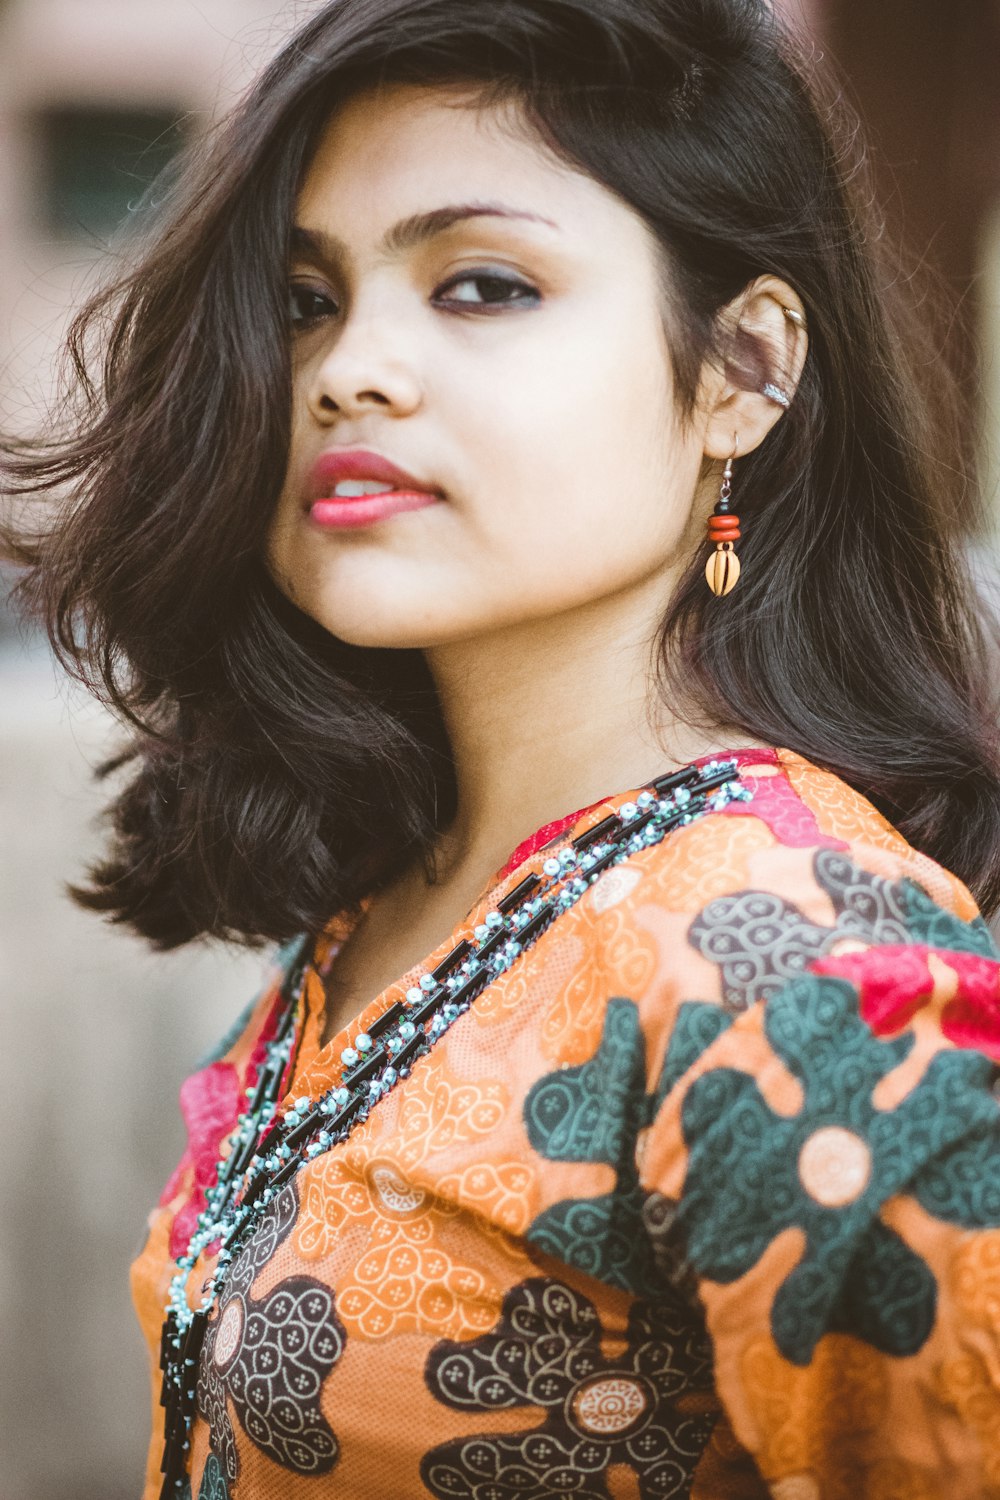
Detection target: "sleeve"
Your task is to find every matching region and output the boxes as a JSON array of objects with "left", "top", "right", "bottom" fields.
[
  {"left": 131, "top": 933, "right": 314, "bottom": 1500},
  {"left": 153, "top": 933, "right": 313, "bottom": 1257},
  {"left": 636, "top": 832, "right": 1000, "bottom": 1499}
]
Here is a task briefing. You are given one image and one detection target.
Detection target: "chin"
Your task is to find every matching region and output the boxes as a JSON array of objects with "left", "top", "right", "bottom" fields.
[{"left": 301, "top": 594, "right": 449, "bottom": 652}]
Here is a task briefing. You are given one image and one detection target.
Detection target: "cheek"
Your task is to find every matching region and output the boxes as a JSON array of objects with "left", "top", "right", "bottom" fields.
[
  {"left": 263, "top": 299, "right": 696, "bottom": 645},
  {"left": 450, "top": 329, "right": 686, "bottom": 575}
]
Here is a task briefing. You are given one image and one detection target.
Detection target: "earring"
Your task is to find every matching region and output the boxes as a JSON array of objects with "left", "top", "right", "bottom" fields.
[{"left": 705, "top": 436, "right": 741, "bottom": 597}]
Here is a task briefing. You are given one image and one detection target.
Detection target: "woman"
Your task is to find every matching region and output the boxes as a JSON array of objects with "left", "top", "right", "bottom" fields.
[{"left": 5, "top": 0, "right": 1000, "bottom": 1494}]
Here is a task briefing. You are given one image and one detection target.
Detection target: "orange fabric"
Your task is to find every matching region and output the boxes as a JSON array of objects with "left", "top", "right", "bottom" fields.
[{"left": 132, "top": 748, "right": 1000, "bottom": 1498}]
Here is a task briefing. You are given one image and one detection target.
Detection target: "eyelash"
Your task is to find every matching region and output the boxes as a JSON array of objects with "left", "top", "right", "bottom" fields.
[{"left": 287, "top": 270, "right": 540, "bottom": 329}]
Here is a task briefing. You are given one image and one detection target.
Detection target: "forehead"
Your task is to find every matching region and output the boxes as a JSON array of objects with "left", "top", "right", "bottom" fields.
[{"left": 295, "top": 82, "right": 616, "bottom": 234}]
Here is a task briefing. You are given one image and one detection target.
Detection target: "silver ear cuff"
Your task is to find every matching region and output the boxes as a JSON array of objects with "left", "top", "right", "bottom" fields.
[{"left": 761, "top": 307, "right": 804, "bottom": 409}]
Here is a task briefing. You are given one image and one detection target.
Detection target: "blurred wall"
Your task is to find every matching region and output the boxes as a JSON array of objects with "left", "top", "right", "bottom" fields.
[
  {"left": 823, "top": 0, "right": 1000, "bottom": 526},
  {"left": 0, "top": 6, "right": 319, "bottom": 1500},
  {"left": 0, "top": 3, "right": 998, "bottom": 1499}
]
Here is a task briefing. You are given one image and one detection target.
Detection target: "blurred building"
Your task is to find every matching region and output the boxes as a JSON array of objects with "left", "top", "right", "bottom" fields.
[
  {"left": 0, "top": 2, "right": 998, "bottom": 1499},
  {"left": 0, "top": 7, "right": 318, "bottom": 1500},
  {"left": 824, "top": 0, "right": 1000, "bottom": 527}
]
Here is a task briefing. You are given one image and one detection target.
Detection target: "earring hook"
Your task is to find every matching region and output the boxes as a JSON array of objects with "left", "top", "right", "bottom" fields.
[{"left": 724, "top": 434, "right": 740, "bottom": 479}]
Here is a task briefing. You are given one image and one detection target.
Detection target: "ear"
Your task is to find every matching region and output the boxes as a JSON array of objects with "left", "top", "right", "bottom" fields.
[{"left": 698, "top": 275, "right": 809, "bottom": 463}]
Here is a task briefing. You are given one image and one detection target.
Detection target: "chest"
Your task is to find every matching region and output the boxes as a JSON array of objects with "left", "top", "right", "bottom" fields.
[{"left": 183, "top": 985, "right": 721, "bottom": 1500}]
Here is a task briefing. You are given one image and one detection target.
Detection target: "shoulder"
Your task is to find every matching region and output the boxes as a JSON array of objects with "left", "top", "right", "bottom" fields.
[
  {"left": 626, "top": 753, "right": 1000, "bottom": 1493},
  {"left": 554, "top": 745, "right": 998, "bottom": 1086},
  {"left": 633, "top": 746, "right": 984, "bottom": 928},
  {"left": 613, "top": 746, "right": 994, "bottom": 970}
]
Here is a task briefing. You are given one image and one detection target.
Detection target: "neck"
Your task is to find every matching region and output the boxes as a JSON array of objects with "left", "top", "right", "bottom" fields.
[{"left": 424, "top": 575, "right": 751, "bottom": 884}]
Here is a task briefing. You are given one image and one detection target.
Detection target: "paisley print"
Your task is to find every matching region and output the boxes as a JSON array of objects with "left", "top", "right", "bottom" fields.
[
  {"left": 197, "top": 1182, "right": 344, "bottom": 1482},
  {"left": 688, "top": 849, "right": 998, "bottom": 1014},
  {"left": 130, "top": 748, "right": 1000, "bottom": 1498},
  {"left": 421, "top": 1277, "right": 717, "bottom": 1499},
  {"left": 292, "top": 1052, "right": 516, "bottom": 1340},
  {"left": 539, "top": 903, "right": 658, "bottom": 1066},
  {"left": 196, "top": 1453, "right": 230, "bottom": 1500},
  {"left": 937, "top": 1236, "right": 1000, "bottom": 1493}
]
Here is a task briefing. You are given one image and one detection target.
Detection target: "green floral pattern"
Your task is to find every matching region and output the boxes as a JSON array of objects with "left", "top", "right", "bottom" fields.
[
  {"left": 523, "top": 998, "right": 735, "bottom": 1298},
  {"left": 678, "top": 971, "right": 1000, "bottom": 1364},
  {"left": 523, "top": 998, "right": 658, "bottom": 1295}
]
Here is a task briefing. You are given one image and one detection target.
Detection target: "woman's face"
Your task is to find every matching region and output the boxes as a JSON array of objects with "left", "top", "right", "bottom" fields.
[{"left": 267, "top": 82, "right": 711, "bottom": 650}]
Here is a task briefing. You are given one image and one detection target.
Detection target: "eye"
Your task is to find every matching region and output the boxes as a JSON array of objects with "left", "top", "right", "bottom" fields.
[
  {"left": 433, "top": 269, "right": 540, "bottom": 312},
  {"left": 289, "top": 282, "right": 337, "bottom": 329}
]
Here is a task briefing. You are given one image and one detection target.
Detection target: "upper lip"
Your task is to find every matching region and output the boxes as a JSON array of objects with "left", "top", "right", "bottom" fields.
[{"left": 308, "top": 448, "right": 441, "bottom": 499}]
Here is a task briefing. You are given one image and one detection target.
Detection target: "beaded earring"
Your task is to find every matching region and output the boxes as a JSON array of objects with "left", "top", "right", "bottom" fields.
[{"left": 705, "top": 436, "right": 741, "bottom": 597}]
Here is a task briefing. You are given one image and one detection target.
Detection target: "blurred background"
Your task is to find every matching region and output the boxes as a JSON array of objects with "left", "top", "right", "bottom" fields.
[{"left": 1, "top": 1, "right": 999, "bottom": 1496}]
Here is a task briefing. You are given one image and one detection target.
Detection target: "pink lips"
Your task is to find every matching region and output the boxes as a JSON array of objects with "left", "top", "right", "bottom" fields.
[{"left": 307, "top": 448, "right": 443, "bottom": 530}]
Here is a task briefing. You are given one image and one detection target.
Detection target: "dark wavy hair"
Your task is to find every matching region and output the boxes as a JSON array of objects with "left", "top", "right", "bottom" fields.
[{"left": 4, "top": 0, "right": 1000, "bottom": 946}]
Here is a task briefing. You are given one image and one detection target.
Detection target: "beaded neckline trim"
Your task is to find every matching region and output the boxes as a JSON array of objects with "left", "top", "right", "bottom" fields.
[{"left": 156, "top": 756, "right": 752, "bottom": 1494}]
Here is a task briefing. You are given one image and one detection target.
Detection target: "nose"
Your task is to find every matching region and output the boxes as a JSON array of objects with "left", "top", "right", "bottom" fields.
[{"left": 305, "top": 299, "right": 423, "bottom": 424}]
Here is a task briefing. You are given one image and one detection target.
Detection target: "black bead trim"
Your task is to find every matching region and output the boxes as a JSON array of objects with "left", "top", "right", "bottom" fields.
[
  {"left": 694, "top": 766, "right": 743, "bottom": 795},
  {"left": 270, "top": 1154, "right": 304, "bottom": 1191},
  {"left": 518, "top": 906, "right": 557, "bottom": 946},
  {"left": 222, "top": 1210, "right": 250, "bottom": 1253},
  {"left": 652, "top": 766, "right": 702, "bottom": 796},
  {"left": 241, "top": 1172, "right": 268, "bottom": 1210},
  {"left": 181, "top": 1310, "right": 208, "bottom": 1367},
  {"left": 343, "top": 1045, "right": 387, "bottom": 1089},
  {"left": 247, "top": 1067, "right": 274, "bottom": 1117},
  {"left": 230, "top": 1128, "right": 261, "bottom": 1180},
  {"left": 368, "top": 1000, "right": 407, "bottom": 1038},
  {"left": 448, "top": 969, "right": 491, "bottom": 1009},
  {"left": 583, "top": 847, "right": 619, "bottom": 879},
  {"left": 407, "top": 988, "right": 446, "bottom": 1026},
  {"left": 619, "top": 808, "right": 656, "bottom": 840},
  {"left": 498, "top": 873, "right": 542, "bottom": 914},
  {"left": 478, "top": 928, "right": 506, "bottom": 963},
  {"left": 217, "top": 1147, "right": 241, "bottom": 1190},
  {"left": 284, "top": 1106, "right": 327, "bottom": 1152},
  {"left": 572, "top": 813, "right": 622, "bottom": 852},
  {"left": 326, "top": 1094, "right": 366, "bottom": 1132},
  {"left": 157, "top": 756, "right": 750, "bottom": 1495},
  {"left": 395, "top": 1032, "right": 426, "bottom": 1071},
  {"left": 432, "top": 939, "right": 474, "bottom": 981}
]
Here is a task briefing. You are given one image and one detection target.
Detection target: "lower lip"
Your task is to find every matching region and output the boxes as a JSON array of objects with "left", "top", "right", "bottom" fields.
[{"left": 308, "top": 490, "right": 442, "bottom": 529}]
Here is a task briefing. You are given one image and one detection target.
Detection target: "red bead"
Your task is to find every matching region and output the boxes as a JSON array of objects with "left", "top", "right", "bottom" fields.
[{"left": 708, "top": 520, "right": 741, "bottom": 542}]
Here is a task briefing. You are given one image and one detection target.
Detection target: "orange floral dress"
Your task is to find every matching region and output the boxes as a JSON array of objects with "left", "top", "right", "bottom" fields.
[{"left": 131, "top": 747, "right": 1000, "bottom": 1499}]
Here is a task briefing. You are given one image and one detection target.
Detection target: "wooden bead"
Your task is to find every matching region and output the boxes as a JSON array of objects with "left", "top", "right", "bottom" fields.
[{"left": 705, "top": 542, "right": 741, "bottom": 596}]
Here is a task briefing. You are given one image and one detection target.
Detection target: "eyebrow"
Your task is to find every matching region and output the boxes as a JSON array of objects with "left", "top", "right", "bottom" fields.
[{"left": 291, "top": 201, "right": 560, "bottom": 263}]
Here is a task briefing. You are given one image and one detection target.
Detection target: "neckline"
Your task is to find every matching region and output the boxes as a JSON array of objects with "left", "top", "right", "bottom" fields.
[{"left": 290, "top": 744, "right": 779, "bottom": 1100}]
